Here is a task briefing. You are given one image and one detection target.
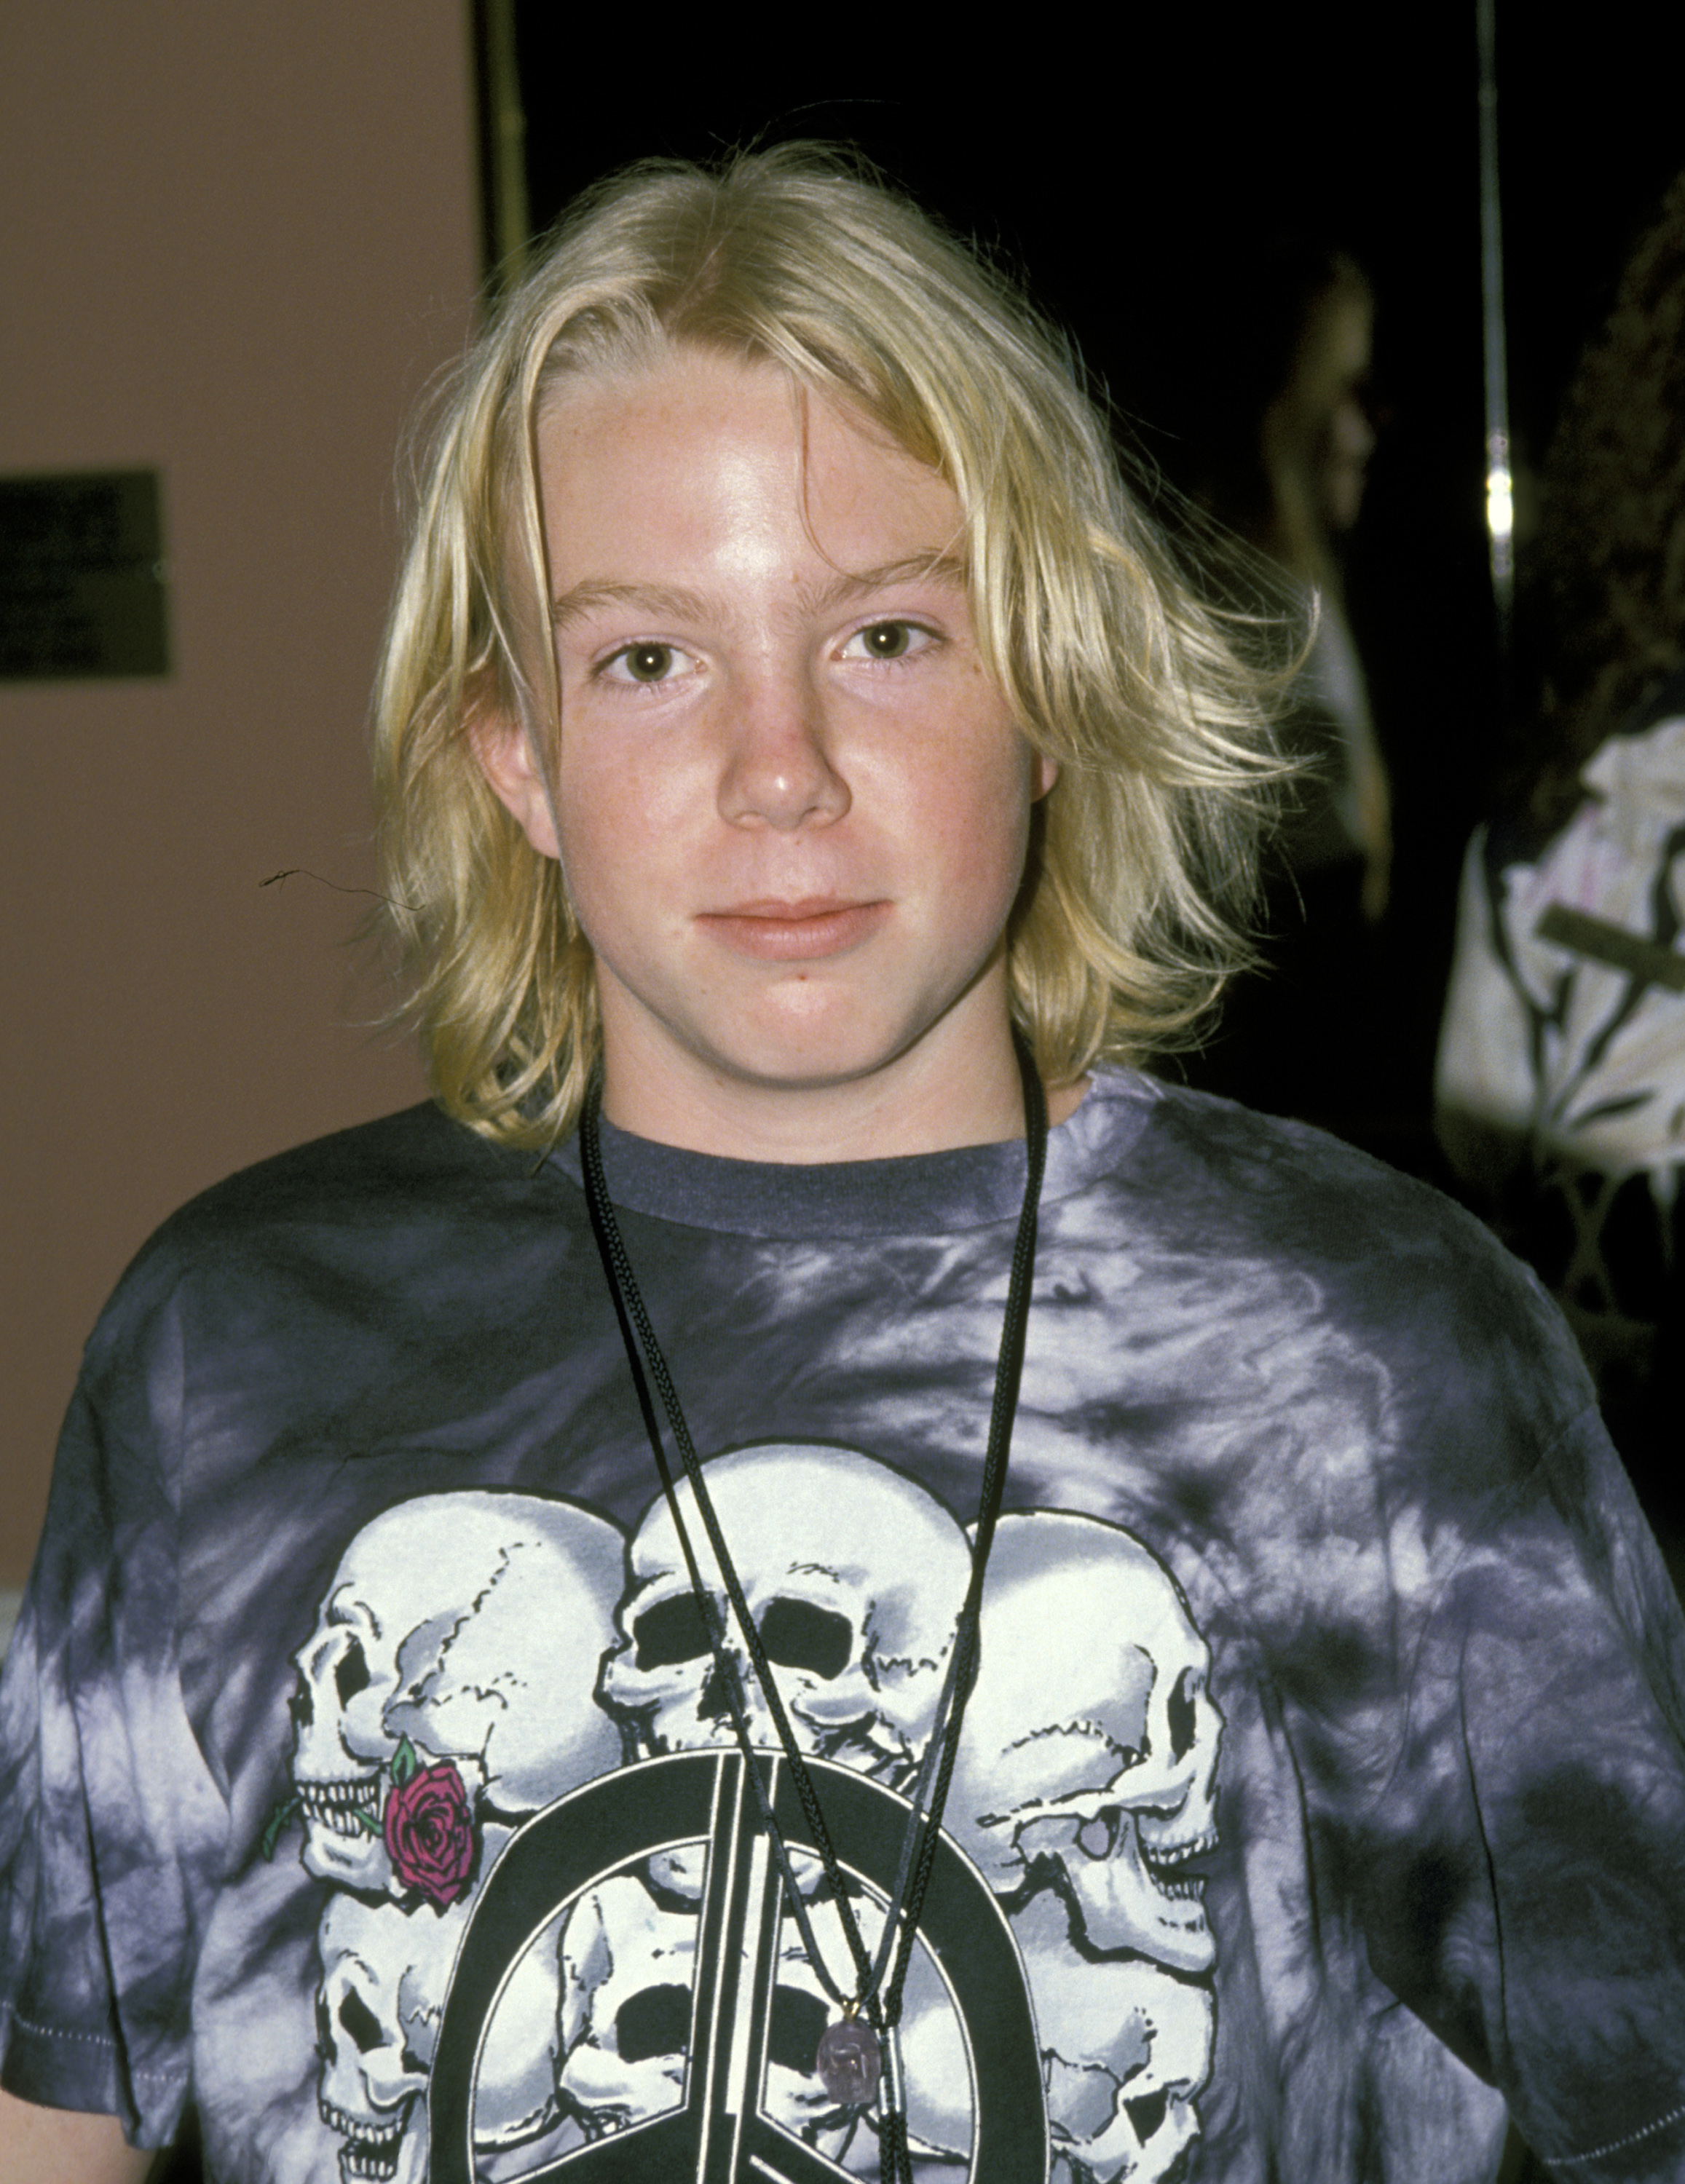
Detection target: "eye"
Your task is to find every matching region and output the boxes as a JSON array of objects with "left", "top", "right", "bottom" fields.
[
  {"left": 601, "top": 641, "right": 683, "bottom": 684},
  {"left": 768, "top": 1987, "right": 829, "bottom": 2077},
  {"left": 615, "top": 1983, "right": 692, "bottom": 2064},
  {"left": 757, "top": 1598, "right": 853, "bottom": 1680},
  {"left": 339, "top": 1985, "right": 387, "bottom": 2054},
  {"left": 334, "top": 1638, "right": 370, "bottom": 1710},
  {"left": 634, "top": 1593, "right": 714, "bottom": 1671},
  {"left": 842, "top": 620, "right": 931, "bottom": 662},
  {"left": 1167, "top": 1668, "right": 1200, "bottom": 1761}
]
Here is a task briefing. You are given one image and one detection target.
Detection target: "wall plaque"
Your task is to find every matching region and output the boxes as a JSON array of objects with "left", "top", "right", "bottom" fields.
[{"left": 0, "top": 470, "right": 170, "bottom": 680}]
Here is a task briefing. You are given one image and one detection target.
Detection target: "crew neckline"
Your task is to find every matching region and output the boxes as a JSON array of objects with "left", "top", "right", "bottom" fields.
[{"left": 546, "top": 1067, "right": 1159, "bottom": 1238}]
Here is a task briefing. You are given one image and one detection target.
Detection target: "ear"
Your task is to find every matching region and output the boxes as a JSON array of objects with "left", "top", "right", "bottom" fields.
[
  {"left": 469, "top": 707, "right": 561, "bottom": 859},
  {"left": 1030, "top": 748, "right": 1059, "bottom": 802}
]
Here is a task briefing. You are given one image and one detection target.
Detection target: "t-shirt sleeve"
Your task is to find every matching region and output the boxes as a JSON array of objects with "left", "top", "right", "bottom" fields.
[
  {"left": 0, "top": 1291, "right": 229, "bottom": 2147},
  {"left": 1351, "top": 1397, "right": 1685, "bottom": 2181}
]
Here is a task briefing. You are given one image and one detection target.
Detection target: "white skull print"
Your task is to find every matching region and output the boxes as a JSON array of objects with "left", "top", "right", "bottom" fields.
[
  {"left": 289, "top": 1491, "right": 626, "bottom": 1892},
  {"left": 556, "top": 1875, "right": 697, "bottom": 2138},
  {"left": 315, "top": 1818, "right": 581, "bottom": 2183},
  {"left": 1011, "top": 1888, "right": 1212, "bottom": 2184},
  {"left": 599, "top": 1444, "right": 971, "bottom": 1787},
  {"left": 947, "top": 1511, "right": 1223, "bottom": 1973},
  {"left": 315, "top": 1886, "right": 465, "bottom": 2184},
  {"left": 558, "top": 1870, "right": 930, "bottom": 2164}
]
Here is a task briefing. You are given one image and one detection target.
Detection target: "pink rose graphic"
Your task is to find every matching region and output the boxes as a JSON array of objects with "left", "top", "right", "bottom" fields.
[{"left": 382, "top": 1759, "right": 475, "bottom": 1910}]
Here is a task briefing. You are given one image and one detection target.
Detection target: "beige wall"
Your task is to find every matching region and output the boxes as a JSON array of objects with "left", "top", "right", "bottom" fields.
[{"left": 0, "top": 5, "right": 480, "bottom": 1581}]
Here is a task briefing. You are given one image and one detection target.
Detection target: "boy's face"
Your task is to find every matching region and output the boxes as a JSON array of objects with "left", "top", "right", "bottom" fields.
[{"left": 477, "top": 348, "right": 1055, "bottom": 1155}]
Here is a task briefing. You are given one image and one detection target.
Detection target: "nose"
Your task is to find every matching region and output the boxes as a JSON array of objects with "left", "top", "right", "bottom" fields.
[
  {"left": 1331, "top": 395, "right": 1376, "bottom": 464},
  {"left": 716, "top": 665, "right": 850, "bottom": 832},
  {"left": 698, "top": 1658, "right": 735, "bottom": 1726}
]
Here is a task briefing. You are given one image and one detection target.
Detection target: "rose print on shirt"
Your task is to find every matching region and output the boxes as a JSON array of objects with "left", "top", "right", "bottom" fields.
[
  {"left": 264, "top": 1734, "right": 481, "bottom": 1910},
  {"left": 384, "top": 1746, "right": 477, "bottom": 1910}
]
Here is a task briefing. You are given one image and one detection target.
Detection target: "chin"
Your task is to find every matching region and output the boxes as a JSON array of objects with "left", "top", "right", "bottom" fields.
[
  {"left": 698, "top": 997, "right": 918, "bottom": 1091},
  {"left": 711, "top": 1042, "right": 901, "bottom": 1097}
]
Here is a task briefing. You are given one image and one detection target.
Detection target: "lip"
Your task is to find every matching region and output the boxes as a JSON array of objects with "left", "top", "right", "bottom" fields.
[{"left": 695, "top": 897, "right": 891, "bottom": 961}]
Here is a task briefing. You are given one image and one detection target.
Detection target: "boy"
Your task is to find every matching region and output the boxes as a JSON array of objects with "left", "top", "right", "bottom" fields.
[{"left": 3, "top": 146, "right": 1684, "bottom": 2184}]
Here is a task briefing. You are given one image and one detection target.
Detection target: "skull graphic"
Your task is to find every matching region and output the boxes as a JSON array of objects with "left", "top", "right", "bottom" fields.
[
  {"left": 557, "top": 1875, "right": 696, "bottom": 2139},
  {"left": 315, "top": 1887, "right": 462, "bottom": 2184},
  {"left": 289, "top": 1491, "right": 626, "bottom": 1892},
  {"left": 1012, "top": 1888, "right": 1212, "bottom": 2184},
  {"left": 947, "top": 1511, "right": 1223, "bottom": 1973},
  {"left": 599, "top": 1445, "right": 971, "bottom": 1788},
  {"left": 557, "top": 1870, "right": 907, "bottom": 2163},
  {"left": 315, "top": 1826, "right": 575, "bottom": 2183}
]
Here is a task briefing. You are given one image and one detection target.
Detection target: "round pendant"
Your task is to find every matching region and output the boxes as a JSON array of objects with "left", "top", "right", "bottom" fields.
[{"left": 815, "top": 2016, "right": 881, "bottom": 2104}]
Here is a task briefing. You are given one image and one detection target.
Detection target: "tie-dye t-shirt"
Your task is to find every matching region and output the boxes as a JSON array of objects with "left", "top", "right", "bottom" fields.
[{"left": 3, "top": 1071, "right": 1684, "bottom": 2183}]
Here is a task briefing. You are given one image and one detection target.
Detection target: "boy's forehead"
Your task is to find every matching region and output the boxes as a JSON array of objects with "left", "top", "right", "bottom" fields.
[
  {"left": 532, "top": 351, "right": 967, "bottom": 593},
  {"left": 534, "top": 349, "right": 931, "bottom": 496}
]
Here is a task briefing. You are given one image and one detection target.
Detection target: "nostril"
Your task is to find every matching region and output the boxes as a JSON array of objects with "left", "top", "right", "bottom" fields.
[{"left": 697, "top": 1660, "right": 736, "bottom": 1723}]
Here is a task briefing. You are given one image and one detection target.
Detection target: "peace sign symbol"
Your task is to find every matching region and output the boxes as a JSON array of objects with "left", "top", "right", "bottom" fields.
[{"left": 430, "top": 1749, "right": 1047, "bottom": 2182}]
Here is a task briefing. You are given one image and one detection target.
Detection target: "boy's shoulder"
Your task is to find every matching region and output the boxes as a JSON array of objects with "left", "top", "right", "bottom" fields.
[
  {"left": 128, "top": 1071, "right": 1559, "bottom": 1306},
  {"left": 90, "top": 1102, "right": 528, "bottom": 1340},
  {"left": 1114, "top": 1072, "right": 1590, "bottom": 1415},
  {"left": 154, "top": 1098, "right": 512, "bottom": 1236},
  {"left": 91, "top": 1075, "right": 1585, "bottom": 1429},
  {"left": 1106, "top": 1068, "right": 1526, "bottom": 1277}
]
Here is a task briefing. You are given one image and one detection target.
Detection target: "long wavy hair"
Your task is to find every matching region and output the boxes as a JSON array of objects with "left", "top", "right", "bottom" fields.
[
  {"left": 372, "top": 143, "right": 1285, "bottom": 1149},
  {"left": 1523, "top": 168, "right": 1685, "bottom": 836}
]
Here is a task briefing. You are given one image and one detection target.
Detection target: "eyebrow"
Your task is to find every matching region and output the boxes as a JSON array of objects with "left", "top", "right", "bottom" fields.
[{"left": 549, "top": 552, "right": 969, "bottom": 630}]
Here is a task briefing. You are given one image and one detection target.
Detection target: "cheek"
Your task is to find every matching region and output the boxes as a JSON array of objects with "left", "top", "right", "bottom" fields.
[
  {"left": 552, "top": 745, "right": 681, "bottom": 906},
  {"left": 920, "top": 737, "right": 1035, "bottom": 895}
]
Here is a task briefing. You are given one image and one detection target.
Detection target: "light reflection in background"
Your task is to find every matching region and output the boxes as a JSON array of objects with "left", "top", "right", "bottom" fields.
[
  {"left": 1477, "top": 0, "right": 1515, "bottom": 634},
  {"left": 1485, "top": 433, "right": 1515, "bottom": 585}
]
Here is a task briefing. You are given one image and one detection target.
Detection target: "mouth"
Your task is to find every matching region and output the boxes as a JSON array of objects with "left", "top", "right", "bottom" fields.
[
  {"left": 299, "top": 1773, "right": 382, "bottom": 1838},
  {"left": 695, "top": 898, "right": 890, "bottom": 961},
  {"left": 320, "top": 2094, "right": 411, "bottom": 2182},
  {"left": 1142, "top": 1828, "right": 1218, "bottom": 1903}
]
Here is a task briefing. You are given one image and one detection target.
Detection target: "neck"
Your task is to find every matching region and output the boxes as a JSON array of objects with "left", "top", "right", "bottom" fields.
[{"left": 596, "top": 1008, "right": 1084, "bottom": 1163}]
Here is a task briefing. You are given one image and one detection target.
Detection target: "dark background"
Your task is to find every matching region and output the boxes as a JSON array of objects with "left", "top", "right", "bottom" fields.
[{"left": 494, "top": 3, "right": 1681, "bottom": 1171}]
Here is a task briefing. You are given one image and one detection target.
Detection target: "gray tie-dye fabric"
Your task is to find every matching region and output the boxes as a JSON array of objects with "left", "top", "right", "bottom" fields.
[{"left": 1, "top": 1071, "right": 1683, "bottom": 2182}]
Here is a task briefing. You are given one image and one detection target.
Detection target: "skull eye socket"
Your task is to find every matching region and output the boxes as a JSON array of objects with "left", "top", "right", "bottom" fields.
[
  {"left": 1167, "top": 1668, "right": 1200, "bottom": 1761},
  {"left": 767, "top": 1985, "right": 829, "bottom": 2077},
  {"left": 335, "top": 1637, "right": 371, "bottom": 1711},
  {"left": 633, "top": 1595, "right": 713, "bottom": 1671},
  {"left": 615, "top": 1982, "right": 691, "bottom": 2063},
  {"left": 1076, "top": 1811, "right": 1119, "bottom": 1861},
  {"left": 758, "top": 1599, "right": 853, "bottom": 1680},
  {"left": 339, "top": 1985, "right": 387, "bottom": 2054}
]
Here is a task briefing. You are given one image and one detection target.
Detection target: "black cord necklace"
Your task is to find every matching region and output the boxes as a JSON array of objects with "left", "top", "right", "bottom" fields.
[{"left": 578, "top": 1035, "right": 1047, "bottom": 2184}]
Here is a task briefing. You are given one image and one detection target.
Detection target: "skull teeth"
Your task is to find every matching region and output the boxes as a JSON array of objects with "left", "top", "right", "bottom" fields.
[
  {"left": 319, "top": 2094, "right": 410, "bottom": 2180},
  {"left": 1143, "top": 1827, "right": 1218, "bottom": 1899},
  {"left": 298, "top": 1776, "right": 382, "bottom": 1837}
]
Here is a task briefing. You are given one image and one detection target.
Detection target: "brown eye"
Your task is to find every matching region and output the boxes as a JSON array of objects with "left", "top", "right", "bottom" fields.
[
  {"left": 861, "top": 622, "right": 912, "bottom": 659},
  {"left": 623, "top": 643, "right": 674, "bottom": 682}
]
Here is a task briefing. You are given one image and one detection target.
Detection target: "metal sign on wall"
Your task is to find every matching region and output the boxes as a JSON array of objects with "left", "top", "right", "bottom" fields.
[{"left": 0, "top": 470, "right": 170, "bottom": 680}]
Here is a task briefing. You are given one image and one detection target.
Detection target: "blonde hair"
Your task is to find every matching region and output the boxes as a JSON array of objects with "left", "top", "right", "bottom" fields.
[{"left": 373, "top": 143, "right": 1282, "bottom": 1149}]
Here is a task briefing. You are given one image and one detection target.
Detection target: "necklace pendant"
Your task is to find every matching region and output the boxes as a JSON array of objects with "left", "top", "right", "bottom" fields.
[{"left": 815, "top": 2015, "right": 881, "bottom": 2105}]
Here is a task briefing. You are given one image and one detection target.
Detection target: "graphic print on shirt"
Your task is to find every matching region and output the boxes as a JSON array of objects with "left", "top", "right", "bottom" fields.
[
  {"left": 280, "top": 1490, "right": 627, "bottom": 2179},
  {"left": 272, "top": 1452, "right": 1223, "bottom": 2184}
]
